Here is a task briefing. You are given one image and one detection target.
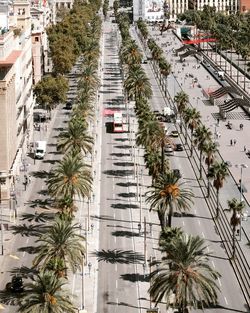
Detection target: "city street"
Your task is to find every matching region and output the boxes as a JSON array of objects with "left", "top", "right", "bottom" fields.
[{"left": 0, "top": 14, "right": 250, "bottom": 313}]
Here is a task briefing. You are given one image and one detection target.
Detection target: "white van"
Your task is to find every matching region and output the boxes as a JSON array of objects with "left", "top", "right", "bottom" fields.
[{"left": 35, "top": 141, "right": 46, "bottom": 159}]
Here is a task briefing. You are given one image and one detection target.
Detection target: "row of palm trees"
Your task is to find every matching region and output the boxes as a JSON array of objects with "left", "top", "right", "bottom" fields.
[
  {"left": 0, "top": 1, "right": 103, "bottom": 312},
  {"left": 116, "top": 12, "right": 222, "bottom": 312}
]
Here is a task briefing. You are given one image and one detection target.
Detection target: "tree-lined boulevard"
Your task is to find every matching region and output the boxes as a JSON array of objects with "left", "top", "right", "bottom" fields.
[{"left": 0, "top": 1, "right": 250, "bottom": 313}]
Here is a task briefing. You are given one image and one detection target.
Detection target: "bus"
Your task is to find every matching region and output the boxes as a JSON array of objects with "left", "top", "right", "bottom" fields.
[{"left": 113, "top": 112, "right": 123, "bottom": 132}]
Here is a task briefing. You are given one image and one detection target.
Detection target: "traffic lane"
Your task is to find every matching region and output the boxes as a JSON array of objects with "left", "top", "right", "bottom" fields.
[
  {"left": 169, "top": 149, "right": 248, "bottom": 312},
  {"left": 97, "top": 129, "right": 140, "bottom": 313}
]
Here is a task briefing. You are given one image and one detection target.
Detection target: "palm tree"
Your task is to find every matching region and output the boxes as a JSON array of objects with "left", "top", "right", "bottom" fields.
[
  {"left": 146, "top": 172, "right": 193, "bottom": 229},
  {"left": 225, "top": 198, "right": 245, "bottom": 259},
  {"left": 193, "top": 125, "right": 212, "bottom": 179},
  {"left": 124, "top": 64, "right": 152, "bottom": 101},
  {"left": 47, "top": 150, "right": 92, "bottom": 200},
  {"left": 144, "top": 150, "right": 169, "bottom": 183},
  {"left": 136, "top": 118, "right": 160, "bottom": 150},
  {"left": 57, "top": 117, "right": 93, "bottom": 154},
  {"left": 174, "top": 91, "right": 189, "bottom": 133},
  {"left": 159, "top": 226, "right": 183, "bottom": 253},
  {"left": 183, "top": 107, "right": 201, "bottom": 155},
  {"left": 203, "top": 141, "right": 218, "bottom": 197},
  {"left": 208, "top": 161, "right": 229, "bottom": 218},
  {"left": 19, "top": 271, "right": 76, "bottom": 313},
  {"left": 33, "top": 217, "right": 85, "bottom": 274},
  {"left": 120, "top": 40, "right": 143, "bottom": 65},
  {"left": 149, "top": 234, "right": 221, "bottom": 312}
]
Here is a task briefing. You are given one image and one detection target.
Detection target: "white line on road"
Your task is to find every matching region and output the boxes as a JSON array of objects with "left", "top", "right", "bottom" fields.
[
  {"left": 182, "top": 221, "right": 185, "bottom": 226},
  {"left": 218, "top": 278, "right": 222, "bottom": 286},
  {"left": 206, "top": 246, "right": 210, "bottom": 253},
  {"left": 194, "top": 209, "right": 197, "bottom": 214},
  {"left": 198, "top": 220, "right": 201, "bottom": 225},
  {"left": 116, "top": 280, "right": 118, "bottom": 288},
  {"left": 115, "top": 264, "right": 117, "bottom": 272},
  {"left": 212, "top": 261, "right": 215, "bottom": 268},
  {"left": 224, "top": 296, "right": 228, "bottom": 305},
  {"left": 114, "top": 236, "right": 116, "bottom": 243},
  {"left": 113, "top": 212, "right": 115, "bottom": 218},
  {"left": 201, "top": 232, "right": 205, "bottom": 238},
  {"left": 116, "top": 298, "right": 119, "bottom": 305}
]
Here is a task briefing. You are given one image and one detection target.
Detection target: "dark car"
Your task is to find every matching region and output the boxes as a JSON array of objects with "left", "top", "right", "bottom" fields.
[
  {"left": 173, "top": 169, "right": 182, "bottom": 179},
  {"left": 6, "top": 276, "right": 24, "bottom": 293},
  {"left": 65, "top": 101, "right": 72, "bottom": 110},
  {"left": 175, "top": 143, "right": 184, "bottom": 151}
]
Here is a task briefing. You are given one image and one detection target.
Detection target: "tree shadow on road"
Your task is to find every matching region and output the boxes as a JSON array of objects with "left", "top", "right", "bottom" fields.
[
  {"left": 107, "top": 301, "right": 148, "bottom": 310},
  {"left": 120, "top": 273, "right": 150, "bottom": 283},
  {"left": 25, "top": 198, "right": 52, "bottom": 208},
  {"left": 114, "top": 145, "right": 132, "bottom": 149},
  {"left": 110, "top": 152, "right": 131, "bottom": 157},
  {"left": 94, "top": 249, "right": 144, "bottom": 264},
  {"left": 111, "top": 203, "right": 139, "bottom": 210},
  {"left": 116, "top": 182, "right": 137, "bottom": 187},
  {"left": 30, "top": 170, "right": 50, "bottom": 179},
  {"left": 103, "top": 169, "right": 134, "bottom": 177},
  {"left": 117, "top": 192, "right": 136, "bottom": 198},
  {"left": 113, "top": 162, "right": 134, "bottom": 167},
  {"left": 111, "top": 230, "right": 139, "bottom": 238}
]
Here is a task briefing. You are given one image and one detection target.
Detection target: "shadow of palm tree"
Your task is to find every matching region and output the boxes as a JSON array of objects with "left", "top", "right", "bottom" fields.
[
  {"left": 111, "top": 203, "right": 139, "bottom": 209},
  {"left": 20, "top": 212, "right": 55, "bottom": 222},
  {"left": 116, "top": 182, "right": 137, "bottom": 187},
  {"left": 93, "top": 249, "right": 144, "bottom": 264},
  {"left": 18, "top": 246, "right": 41, "bottom": 254},
  {"left": 9, "top": 266, "right": 38, "bottom": 279},
  {"left": 30, "top": 170, "right": 50, "bottom": 179},
  {"left": 114, "top": 138, "right": 128, "bottom": 142},
  {"left": 42, "top": 160, "right": 57, "bottom": 164},
  {"left": 10, "top": 224, "right": 49, "bottom": 237},
  {"left": 117, "top": 192, "right": 136, "bottom": 198},
  {"left": 37, "top": 189, "right": 49, "bottom": 196},
  {"left": 111, "top": 230, "right": 139, "bottom": 238},
  {"left": 25, "top": 198, "right": 52, "bottom": 208},
  {"left": 120, "top": 273, "right": 150, "bottom": 282},
  {"left": 103, "top": 169, "right": 134, "bottom": 177},
  {"left": 113, "top": 162, "right": 134, "bottom": 167},
  {"left": 107, "top": 301, "right": 148, "bottom": 310},
  {"left": 110, "top": 152, "right": 131, "bottom": 157},
  {"left": 114, "top": 145, "right": 132, "bottom": 149}
]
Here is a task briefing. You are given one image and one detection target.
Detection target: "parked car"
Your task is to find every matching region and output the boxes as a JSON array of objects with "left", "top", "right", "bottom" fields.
[
  {"left": 6, "top": 276, "right": 24, "bottom": 293},
  {"left": 65, "top": 101, "right": 72, "bottom": 110},
  {"left": 171, "top": 130, "right": 179, "bottom": 137},
  {"left": 175, "top": 143, "right": 184, "bottom": 151},
  {"left": 164, "top": 144, "right": 174, "bottom": 154}
]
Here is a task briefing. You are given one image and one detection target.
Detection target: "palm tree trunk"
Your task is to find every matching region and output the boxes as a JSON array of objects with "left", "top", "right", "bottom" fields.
[
  {"left": 157, "top": 210, "right": 165, "bottom": 231},
  {"left": 161, "top": 142, "right": 165, "bottom": 172},
  {"left": 199, "top": 150, "right": 202, "bottom": 179},
  {"left": 190, "top": 131, "right": 194, "bottom": 157},
  {"left": 207, "top": 165, "right": 211, "bottom": 198},
  {"left": 216, "top": 189, "right": 219, "bottom": 218},
  {"left": 167, "top": 204, "right": 173, "bottom": 227},
  {"left": 232, "top": 226, "right": 236, "bottom": 259}
]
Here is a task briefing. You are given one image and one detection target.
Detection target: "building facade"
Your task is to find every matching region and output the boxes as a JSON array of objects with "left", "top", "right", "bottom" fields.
[
  {"left": 0, "top": 0, "right": 34, "bottom": 201},
  {"left": 133, "top": 0, "right": 238, "bottom": 21}
]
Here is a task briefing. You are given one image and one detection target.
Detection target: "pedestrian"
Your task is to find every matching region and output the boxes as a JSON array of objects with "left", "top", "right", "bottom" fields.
[
  {"left": 234, "top": 139, "right": 237, "bottom": 145},
  {"left": 240, "top": 123, "right": 243, "bottom": 130},
  {"left": 230, "top": 139, "right": 233, "bottom": 146},
  {"left": 217, "top": 118, "right": 220, "bottom": 125},
  {"left": 244, "top": 145, "right": 246, "bottom": 152}
]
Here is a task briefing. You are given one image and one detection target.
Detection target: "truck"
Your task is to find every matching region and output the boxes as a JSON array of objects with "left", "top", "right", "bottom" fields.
[{"left": 34, "top": 141, "right": 46, "bottom": 159}]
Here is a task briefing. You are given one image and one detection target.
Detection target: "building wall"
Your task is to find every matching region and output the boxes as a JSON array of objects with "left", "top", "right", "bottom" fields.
[
  {"left": 240, "top": 0, "right": 250, "bottom": 11},
  {"left": 0, "top": 0, "right": 34, "bottom": 199}
]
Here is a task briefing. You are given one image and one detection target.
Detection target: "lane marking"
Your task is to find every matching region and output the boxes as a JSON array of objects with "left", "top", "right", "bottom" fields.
[
  {"left": 116, "top": 280, "right": 118, "bottom": 288},
  {"left": 218, "top": 278, "right": 222, "bottom": 286},
  {"left": 182, "top": 221, "right": 185, "bottom": 226},
  {"left": 224, "top": 296, "right": 228, "bottom": 305},
  {"left": 211, "top": 261, "right": 215, "bottom": 268},
  {"left": 194, "top": 209, "right": 197, "bottom": 214},
  {"left": 198, "top": 220, "right": 201, "bottom": 226},
  {"left": 201, "top": 232, "right": 205, "bottom": 238}
]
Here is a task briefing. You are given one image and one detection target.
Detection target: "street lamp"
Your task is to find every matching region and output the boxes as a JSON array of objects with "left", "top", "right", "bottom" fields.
[{"left": 235, "top": 164, "right": 248, "bottom": 202}]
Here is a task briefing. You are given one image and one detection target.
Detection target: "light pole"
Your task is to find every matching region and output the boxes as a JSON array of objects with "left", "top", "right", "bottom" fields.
[{"left": 235, "top": 164, "right": 248, "bottom": 202}]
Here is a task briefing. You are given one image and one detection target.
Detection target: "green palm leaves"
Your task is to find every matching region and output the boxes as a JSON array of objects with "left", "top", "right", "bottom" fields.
[
  {"left": 57, "top": 117, "right": 94, "bottom": 154},
  {"left": 124, "top": 64, "right": 152, "bottom": 101},
  {"left": 47, "top": 150, "right": 92, "bottom": 200},
  {"left": 150, "top": 234, "right": 221, "bottom": 311},
  {"left": 34, "top": 218, "right": 85, "bottom": 273},
  {"left": 146, "top": 172, "right": 194, "bottom": 229},
  {"left": 18, "top": 271, "right": 76, "bottom": 313}
]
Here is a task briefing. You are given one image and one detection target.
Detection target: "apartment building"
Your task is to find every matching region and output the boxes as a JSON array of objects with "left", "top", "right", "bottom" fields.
[
  {"left": 0, "top": 0, "right": 34, "bottom": 200},
  {"left": 133, "top": 0, "right": 238, "bottom": 21}
]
